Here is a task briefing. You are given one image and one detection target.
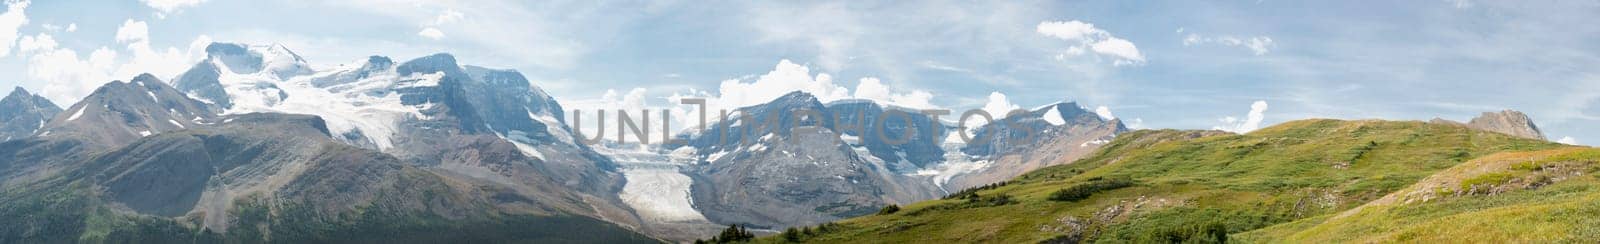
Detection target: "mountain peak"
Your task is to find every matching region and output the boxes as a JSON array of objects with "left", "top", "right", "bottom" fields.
[
  {"left": 204, "top": 42, "right": 251, "bottom": 57},
  {"left": 397, "top": 53, "right": 463, "bottom": 76},
  {"left": 7, "top": 86, "right": 29, "bottom": 97},
  {"left": 776, "top": 91, "right": 820, "bottom": 103},
  {"left": 131, "top": 73, "right": 161, "bottom": 84},
  {"left": 201, "top": 42, "right": 312, "bottom": 79},
  {"left": 1465, "top": 109, "right": 1546, "bottom": 140},
  {"left": 364, "top": 55, "right": 394, "bottom": 68},
  {"left": 0, "top": 85, "right": 61, "bottom": 141}
]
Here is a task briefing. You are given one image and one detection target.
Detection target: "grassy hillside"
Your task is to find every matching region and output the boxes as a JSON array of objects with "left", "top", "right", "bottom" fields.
[
  {"left": 755, "top": 119, "right": 1566, "bottom": 243},
  {"left": 1239, "top": 148, "right": 1600, "bottom": 242}
]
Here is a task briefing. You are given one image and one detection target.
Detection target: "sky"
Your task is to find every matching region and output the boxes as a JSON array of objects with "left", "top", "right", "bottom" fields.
[{"left": 0, "top": 0, "right": 1595, "bottom": 145}]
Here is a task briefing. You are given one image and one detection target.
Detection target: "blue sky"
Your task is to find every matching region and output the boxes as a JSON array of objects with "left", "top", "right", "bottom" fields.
[{"left": 0, "top": 0, "right": 1595, "bottom": 145}]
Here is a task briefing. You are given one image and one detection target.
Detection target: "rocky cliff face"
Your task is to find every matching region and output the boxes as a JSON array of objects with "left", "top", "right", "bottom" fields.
[
  {"left": 1467, "top": 110, "right": 1546, "bottom": 140},
  {"left": 1429, "top": 109, "right": 1547, "bottom": 140},
  {"left": 0, "top": 113, "right": 655, "bottom": 243},
  {"left": 37, "top": 74, "right": 219, "bottom": 149},
  {"left": 942, "top": 102, "right": 1127, "bottom": 191},
  {"left": 670, "top": 92, "right": 941, "bottom": 229},
  {"left": 0, "top": 44, "right": 664, "bottom": 242},
  {"left": 0, "top": 87, "right": 60, "bottom": 142}
]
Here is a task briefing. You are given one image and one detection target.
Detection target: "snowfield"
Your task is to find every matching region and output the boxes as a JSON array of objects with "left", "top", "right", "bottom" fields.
[
  {"left": 206, "top": 46, "right": 433, "bottom": 151},
  {"left": 596, "top": 144, "right": 710, "bottom": 223},
  {"left": 620, "top": 163, "right": 706, "bottom": 223}
]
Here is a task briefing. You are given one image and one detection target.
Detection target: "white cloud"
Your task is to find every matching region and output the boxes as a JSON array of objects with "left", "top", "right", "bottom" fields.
[
  {"left": 20, "top": 19, "right": 211, "bottom": 104},
  {"left": 140, "top": 0, "right": 207, "bottom": 15},
  {"left": 414, "top": 9, "right": 460, "bottom": 41},
  {"left": 889, "top": 90, "right": 937, "bottom": 110},
  {"left": 16, "top": 31, "right": 51, "bottom": 53},
  {"left": 115, "top": 20, "right": 150, "bottom": 43},
  {"left": 434, "top": 9, "right": 464, "bottom": 25},
  {"left": 111, "top": 19, "right": 212, "bottom": 80},
  {"left": 1126, "top": 118, "right": 1145, "bottom": 129},
  {"left": 710, "top": 59, "right": 851, "bottom": 109},
  {"left": 20, "top": 32, "right": 116, "bottom": 103},
  {"left": 1213, "top": 100, "right": 1269, "bottom": 133},
  {"left": 567, "top": 59, "right": 852, "bottom": 137},
  {"left": 1094, "top": 106, "right": 1116, "bottom": 120},
  {"left": 981, "top": 92, "right": 1021, "bottom": 119},
  {"left": 567, "top": 59, "right": 945, "bottom": 138},
  {"left": 948, "top": 91, "right": 1022, "bottom": 130},
  {"left": 1557, "top": 136, "right": 1580, "bottom": 145},
  {"left": 324, "top": 0, "right": 592, "bottom": 69},
  {"left": 745, "top": 2, "right": 865, "bottom": 71},
  {"left": 417, "top": 27, "right": 445, "bottom": 40},
  {"left": 1037, "top": 20, "right": 1145, "bottom": 65},
  {"left": 853, "top": 77, "right": 937, "bottom": 109},
  {"left": 853, "top": 77, "right": 891, "bottom": 102},
  {"left": 1182, "top": 33, "right": 1275, "bottom": 55},
  {"left": 565, "top": 88, "right": 654, "bottom": 140},
  {"left": 0, "top": 0, "right": 29, "bottom": 58}
]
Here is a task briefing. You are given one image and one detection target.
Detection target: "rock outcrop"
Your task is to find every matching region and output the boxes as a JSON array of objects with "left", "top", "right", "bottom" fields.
[{"left": 1430, "top": 109, "right": 1546, "bottom": 140}]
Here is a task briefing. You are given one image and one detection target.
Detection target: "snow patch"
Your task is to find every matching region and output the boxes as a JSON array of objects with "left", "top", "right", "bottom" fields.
[
  {"left": 706, "top": 150, "right": 729, "bottom": 163},
  {"left": 840, "top": 134, "right": 861, "bottom": 145},
  {"left": 508, "top": 140, "right": 545, "bottom": 160},
  {"left": 1080, "top": 139, "right": 1110, "bottom": 147},
  {"left": 212, "top": 57, "right": 426, "bottom": 151},
  {"left": 531, "top": 112, "right": 575, "bottom": 144},
  {"left": 138, "top": 130, "right": 152, "bottom": 137},
  {"left": 1042, "top": 105, "right": 1067, "bottom": 126},
  {"left": 66, "top": 106, "right": 86, "bottom": 121}
]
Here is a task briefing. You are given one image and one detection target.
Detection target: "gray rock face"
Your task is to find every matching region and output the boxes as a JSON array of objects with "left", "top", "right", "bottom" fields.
[
  {"left": 672, "top": 92, "right": 941, "bottom": 229},
  {"left": 0, "top": 112, "right": 656, "bottom": 242},
  {"left": 1428, "top": 110, "right": 1547, "bottom": 140},
  {"left": 1466, "top": 110, "right": 1547, "bottom": 140},
  {"left": 0, "top": 87, "right": 61, "bottom": 142},
  {"left": 824, "top": 99, "right": 946, "bottom": 170},
  {"left": 7, "top": 44, "right": 653, "bottom": 240},
  {"left": 38, "top": 74, "right": 219, "bottom": 149},
  {"left": 376, "top": 53, "right": 625, "bottom": 199},
  {"left": 946, "top": 102, "right": 1127, "bottom": 190}
]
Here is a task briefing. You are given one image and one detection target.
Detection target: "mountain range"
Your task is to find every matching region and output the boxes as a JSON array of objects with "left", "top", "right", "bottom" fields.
[{"left": 0, "top": 42, "right": 1573, "bottom": 243}]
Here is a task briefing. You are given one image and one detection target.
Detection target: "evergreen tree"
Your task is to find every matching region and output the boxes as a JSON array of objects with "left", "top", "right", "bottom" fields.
[
  {"left": 709, "top": 224, "right": 755, "bottom": 243},
  {"left": 782, "top": 227, "right": 801, "bottom": 242}
]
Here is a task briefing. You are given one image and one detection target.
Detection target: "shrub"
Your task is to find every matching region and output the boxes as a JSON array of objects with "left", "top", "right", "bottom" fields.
[
  {"left": 1048, "top": 177, "right": 1136, "bottom": 202},
  {"left": 877, "top": 204, "right": 901, "bottom": 215},
  {"left": 942, "top": 181, "right": 1009, "bottom": 200},
  {"left": 905, "top": 194, "right": 1018, "bottom": 216}
]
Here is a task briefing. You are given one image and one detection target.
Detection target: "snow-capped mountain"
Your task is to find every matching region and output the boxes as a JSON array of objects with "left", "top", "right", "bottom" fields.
[
  {"left": 37, "top": 74, "right": 219, "bottom": 148},
  {"left": 0, "top": 87, "right": 61, "bottom": 142},
  {"left": 167, "top": 41, "right": 645, "bottom": 221},
  {"left": 937, "top": 101, "right": 1126, "bottom": 190},
  {"left": 0, "top": 43, "right": 671, "bottom": 242},
  {"left": 0, "top": 42, "right": 1133, "bottom": 242},
  {"left": 666, "top": 91, "right": 942, "bottom": 229},
  {"left": 825, "top": 99, "right": 947, "bottom": 170}
]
